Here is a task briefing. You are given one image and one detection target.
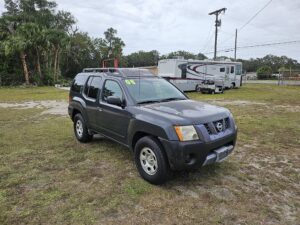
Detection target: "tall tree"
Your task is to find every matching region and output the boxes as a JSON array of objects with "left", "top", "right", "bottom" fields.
[
  {"left": 1, "top": 21, "right": 31, "bottom": 84},
  {"left": 94, "top": 27, "right": 125, "bottom": 66},
  {"left": 125, "top": 50, "right": 159, "bottom": 67},
  {"left": 161, "top": 50, "right": 207, "bottom": 60}
]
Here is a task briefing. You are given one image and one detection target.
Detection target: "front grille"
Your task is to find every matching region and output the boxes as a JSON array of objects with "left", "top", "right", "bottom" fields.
[
  {"left": 224, "top": 118, "right": 230, "bottom": 129},
  {"left": 213, "top": 119, "right": 224, "bottom": 132},
  {"left": 204, "top": 117, "right": 230, "bottom": 135},
  {"left": 204, "top": 123, "right": 212, "bottom": 135}
]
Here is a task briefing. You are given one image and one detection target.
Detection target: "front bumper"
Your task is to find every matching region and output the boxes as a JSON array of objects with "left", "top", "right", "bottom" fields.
[
  {"left": 159, "top": 129, "right": 237, "bottom": 171},
  {"left": 202, "top": 145, "right": 234, "bottom": 166}
]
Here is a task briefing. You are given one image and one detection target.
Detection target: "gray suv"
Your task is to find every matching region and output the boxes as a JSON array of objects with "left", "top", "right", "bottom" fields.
[{"left": 68, "top": 68, "right": 237, "bottom": 184}]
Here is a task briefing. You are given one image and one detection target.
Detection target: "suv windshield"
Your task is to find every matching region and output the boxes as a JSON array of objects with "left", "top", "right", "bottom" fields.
[{"left": 124, "top": 78, "right": 187, "bottom": 104}]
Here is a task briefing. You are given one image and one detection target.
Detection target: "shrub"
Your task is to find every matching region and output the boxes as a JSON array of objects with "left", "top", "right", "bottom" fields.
[{"left": 257, "top": 66, "right": 272, "bottom": 79}]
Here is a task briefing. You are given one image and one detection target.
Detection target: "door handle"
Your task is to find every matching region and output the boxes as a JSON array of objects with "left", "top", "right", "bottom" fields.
[{"left": 97, "top": 107, "right": 103, "bottom": 112}]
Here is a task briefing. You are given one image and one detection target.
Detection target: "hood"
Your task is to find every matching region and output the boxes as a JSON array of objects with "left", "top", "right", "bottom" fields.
[{"left": 142, "top": 99, "right": 230, "bottom": 124}]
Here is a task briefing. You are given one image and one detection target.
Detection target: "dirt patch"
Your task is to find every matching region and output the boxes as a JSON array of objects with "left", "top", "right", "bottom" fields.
[
  {"left": 274, "top": 105, "right": 300, "bottom": 113},
  {"left": 208, "top": 100, "right": 300, "bottom": 112},
  {"left": 208, "top": 100, "right": 267, "bottom": 106},
  {"left": 0, "top": 100, "right": 68, "bottom": 116}
]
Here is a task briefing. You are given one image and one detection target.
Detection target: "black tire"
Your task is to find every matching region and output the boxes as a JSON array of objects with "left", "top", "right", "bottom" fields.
[
  {"left": 134, "top": 136, "right": 171, "bottom": 185},
  {"left": 73, "top": 113, "right": 92, "bottom": 143},
  {"left": 196, "top": 85, "right": 201, "bottom": 92}
]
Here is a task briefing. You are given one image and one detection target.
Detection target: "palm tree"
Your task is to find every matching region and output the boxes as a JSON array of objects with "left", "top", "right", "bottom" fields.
[{"left": 1, "top": 21, "right": 32, "bottom": 85}]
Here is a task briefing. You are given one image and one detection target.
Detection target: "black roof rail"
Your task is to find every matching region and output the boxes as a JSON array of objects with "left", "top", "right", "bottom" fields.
[
  {"left": 82, "top": 68, "right": 156, "bottom": 77},
  {"left": 82, "top": 68, "right": 119, "bottom": 73}
]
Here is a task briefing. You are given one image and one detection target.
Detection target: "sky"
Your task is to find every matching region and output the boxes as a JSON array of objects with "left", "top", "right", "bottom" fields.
[{"left": 1, "top": 0, "right": 300, "bottom": 61}]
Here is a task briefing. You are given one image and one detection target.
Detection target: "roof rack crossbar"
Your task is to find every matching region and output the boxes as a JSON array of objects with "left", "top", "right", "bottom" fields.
[{"left": 81, "top": 68, "right": 156, "bottom": 78}]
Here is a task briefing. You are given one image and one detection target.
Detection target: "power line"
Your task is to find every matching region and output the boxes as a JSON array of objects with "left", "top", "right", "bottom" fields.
[
  {"left": 239, "top": 0, "right": 273, "bottom": 31},
  {"left": 204, "top": 40, "right": 300, "bottom": 54},
  {"left": 209, "top": 0, "right": 274, "bottom": 53}
]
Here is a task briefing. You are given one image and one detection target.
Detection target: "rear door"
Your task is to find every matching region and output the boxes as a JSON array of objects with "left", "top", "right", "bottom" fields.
[
  {"left": 96, "top": 79, "right": 131, "bottom": 144},
  {"left": 82, "top": 76, "right": 103, "bottom": 130}
]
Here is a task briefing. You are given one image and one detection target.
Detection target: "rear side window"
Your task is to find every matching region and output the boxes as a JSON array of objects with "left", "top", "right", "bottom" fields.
[
  {"left": 71, "top": 75, "right": 87, "bottom": 93},
  {"left": 84, "top": 77, "right": 93, "bottom": 96},
  {"left": 88, "top": 77, "right": 102, "bottom": 99},
  {"left": 84, "top": 76, "right": 102, "bottom": 99},
  {"left": 220, "top": 67, "right": 225, "bottom": 72},
  {"left": 102, "top": 80, "right": 123, "bottom": 101}
]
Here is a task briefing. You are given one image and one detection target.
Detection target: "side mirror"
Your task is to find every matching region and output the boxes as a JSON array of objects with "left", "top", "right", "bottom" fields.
[{"left": 107, "top": 96, "right": 123, "bottom": 107}]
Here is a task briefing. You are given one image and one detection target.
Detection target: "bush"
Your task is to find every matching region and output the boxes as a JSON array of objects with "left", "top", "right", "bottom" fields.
[
  {"left": 257, "top": 66, "right": 273, "bottom": 79},
  {"left": 0, "top": 72, "right": 24, "bottom": 86}
]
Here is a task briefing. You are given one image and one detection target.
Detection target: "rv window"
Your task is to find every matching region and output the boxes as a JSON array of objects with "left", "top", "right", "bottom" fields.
[
  {"left": 231, "top": 66, "right": 234, "bottom": 74},
  {"left": 236, "top": 65, "right": 242, "bottom": 75},
  {"left": 220, "top": 68, "right": 225, "bottom": 72}
]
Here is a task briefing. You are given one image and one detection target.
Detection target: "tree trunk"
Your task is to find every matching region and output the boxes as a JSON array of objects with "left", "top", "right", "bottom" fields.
[
  {"left": 20, "top": 51, "right": 30, "bottom": 85},
  {"left": 53, "top": 47, "right": 59, "bottom": 83},
  {"left": 56, "top": 48, "right": 61, "bottom": 79},
  {"left": 36, "top": 48, "right": 43, "bottom": 82}
]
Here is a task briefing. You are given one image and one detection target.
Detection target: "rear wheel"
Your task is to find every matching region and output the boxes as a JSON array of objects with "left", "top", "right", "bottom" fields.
[
  {"left": 134, "top": 136, "right": 171, "bottom": 185},
  {"left": 73, "top": 114, "right": 92, "bottom": 143}
]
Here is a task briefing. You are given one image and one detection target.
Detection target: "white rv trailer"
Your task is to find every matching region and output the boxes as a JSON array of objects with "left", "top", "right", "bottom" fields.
[{"left": 158, "top": 58, "right": 243, "bottom": 91}]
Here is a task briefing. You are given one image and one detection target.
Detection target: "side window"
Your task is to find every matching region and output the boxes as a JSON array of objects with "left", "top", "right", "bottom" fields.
[
  {"left": 231, "top": 66, "right": 234, "bottom": 74},
  {"left": 71, "top": 75, "right": 86, "bottom": 93},
  {"left": 84, "top": 77, "right": 93, "bottom": 96},
  {"left": 102, "top": 80, "right": 123, "bottom": 102},
  {"left": 88, "top": 77, "right": 102, "bottom": 99},
  {"left": 220, "top": 67, "right": 225, "bottom": 72}
]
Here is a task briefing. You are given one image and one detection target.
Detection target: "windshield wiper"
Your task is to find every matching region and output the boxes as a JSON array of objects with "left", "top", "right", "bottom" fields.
[
  {"left": 137, "top": 97, "right": 185, "bottom": 105},
  {"left": 160, "top": 97, "right": 186, "bottom": 102},
  {"left": 137, "top": 100, "right": 161, "bottom": 105}
]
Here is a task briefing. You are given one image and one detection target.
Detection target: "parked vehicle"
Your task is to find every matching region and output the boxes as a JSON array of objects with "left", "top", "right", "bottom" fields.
[
  {"left": 158, "top": 58, "right": 243, "bottom": 91},
  {"left": 68, "top": 68, "right": 238, "bottom": 184},
  {"left": 196, "top": 79, "right": 224, "bottom": 94}
]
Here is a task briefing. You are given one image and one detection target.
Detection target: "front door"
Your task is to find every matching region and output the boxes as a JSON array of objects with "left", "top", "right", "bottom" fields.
[{"left": 96, "top": 79, "right": 131, "bottom": 144}]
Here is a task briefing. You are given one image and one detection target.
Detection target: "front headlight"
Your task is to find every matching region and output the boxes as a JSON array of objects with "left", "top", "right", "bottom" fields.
[{"left": 174, "top": 125, "right": 199, "bottom": 141}]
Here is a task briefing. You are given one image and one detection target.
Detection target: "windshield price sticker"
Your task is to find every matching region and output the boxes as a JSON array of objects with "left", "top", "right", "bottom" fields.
[{"left": 125, "top": 79, "right": 136, "bottom": 85}]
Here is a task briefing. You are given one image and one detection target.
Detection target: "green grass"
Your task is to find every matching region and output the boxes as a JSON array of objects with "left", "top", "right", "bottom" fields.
[
  {"left": 0, "top": 84, "right": 299, "bottom": 224},
  {"left": 187, "top": 84, "right": 300, "bottom": 105},
  {"left": 0, "top": 86, "right": 68, "bottom": 102}
]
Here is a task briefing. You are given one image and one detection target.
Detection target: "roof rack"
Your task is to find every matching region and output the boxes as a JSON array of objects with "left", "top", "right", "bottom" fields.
[
  {"left": 82, "top": 68, "right": 156, "bottom": 77},
  {"left": 82, "top": 68, "right": 118, "bottom": 73}
]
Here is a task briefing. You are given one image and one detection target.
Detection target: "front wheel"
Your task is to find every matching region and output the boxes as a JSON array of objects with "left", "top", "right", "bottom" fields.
[{"left": 134, "top": 136, "right": 171, "bottom": 185}]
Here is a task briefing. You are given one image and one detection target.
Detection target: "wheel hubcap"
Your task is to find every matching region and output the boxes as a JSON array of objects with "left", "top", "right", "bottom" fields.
[
  {"left": 140, "top": 147, "right": 158, "bottom": 175},
  {"left": 76, "top": 120, "right": 83, "bottom": 137}
]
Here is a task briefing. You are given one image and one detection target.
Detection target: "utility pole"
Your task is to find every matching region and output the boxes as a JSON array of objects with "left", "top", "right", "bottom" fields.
[
  {"left": 234, "top": 29, "right": 237, "bottom": 60},
  {"left": 209, "top": 8, "right": 226, "bottom": 60}
]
